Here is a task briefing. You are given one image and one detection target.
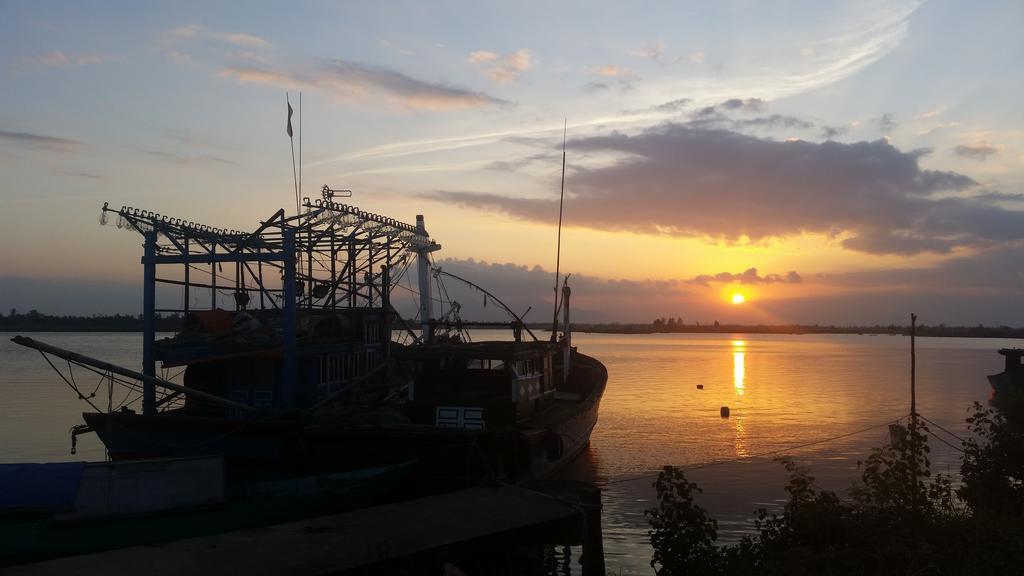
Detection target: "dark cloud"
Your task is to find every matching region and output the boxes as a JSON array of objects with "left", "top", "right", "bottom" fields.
[
  {"left": 688, "top": 268, "right": 802, "bottom": 286},
  {"left": 650, "top": 98, "right": 692, "bottom": 113},
  {"left": 584, "top": 81, "right": 609, "bottom": 92},
  {"left": 733, "top": 114, "right": 813, "bottom": 131},
  {"left": 820, "top": 125, "right": 847, "bottom": 140},
  {"left": 485, "top": 152, "right": 559, "bottom": 172},
  {"left": 953, "top": 143, "right": 999, "bottom": 161},
  {"left": 427, "top": 123, "right": 1022, "bottom": 255},
  {"left": 405, "top": 258, "right": 690, "bottom": 323},
  {"left": 719, "top": 98, "right": 764, "bottom": 112},
  {"left": 876, "top": 113, "right": 898, "bottom": 133},
  {"left": 0, "top": 129, "right": 81, "bottom": 152}
]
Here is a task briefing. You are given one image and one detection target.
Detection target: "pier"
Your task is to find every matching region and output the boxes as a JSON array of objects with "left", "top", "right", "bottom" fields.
[{"left": 6, "top": 484, "right": 604, "bottom": 575}]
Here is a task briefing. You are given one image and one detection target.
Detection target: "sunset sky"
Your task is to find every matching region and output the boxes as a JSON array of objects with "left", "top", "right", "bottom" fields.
[{"left": 2, "top": 0, "right": 1023, "bottom": 325}]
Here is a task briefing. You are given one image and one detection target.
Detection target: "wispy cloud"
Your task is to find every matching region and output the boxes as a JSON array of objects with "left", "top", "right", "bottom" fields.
[
  {"left": 630, "top": 41, "right": 665, "bottom": 61},
  {"left": 0, "top": 129, "right": 82, "bottom": 152},
  {"left": 169, "top": 24, "right": 271, "bottom": 49},
  {"left": 468, "top": 49, "right": 533, "bottom": 84},
  {"left": 143, "top": 149, "right": 237, "bottom": 167},
  {"left": 212, "top": 32, "right": 272, "bottom": 49},
  {"left": 53, "top": 169, "right": 104, "bottom": 179},
  {"left": 20, "top": 50, "right": 116, "bottom": 67},
  {"left": 222, "top": 59, "right": 508, "bottom": 111},
  {"left": 595, "top": 65, "right": 634, "bottom": 78}
]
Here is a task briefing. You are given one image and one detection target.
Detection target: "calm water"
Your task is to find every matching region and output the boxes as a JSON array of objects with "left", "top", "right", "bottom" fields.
[{"left": 0, "top": 331, "right": 1011, "bottom": 573}]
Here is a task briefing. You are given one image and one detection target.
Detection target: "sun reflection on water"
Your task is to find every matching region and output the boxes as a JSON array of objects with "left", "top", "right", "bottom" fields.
[{"left": 732, "top": 341, "right": 745, "bottom": 396}]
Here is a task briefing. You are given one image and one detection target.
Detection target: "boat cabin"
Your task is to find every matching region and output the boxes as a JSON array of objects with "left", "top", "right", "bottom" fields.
[
  {"left": 156, "top": 307, "right": 393, "bottom": 417},
  {"left": 998, "top": 348, "right": 1024, "bottom": 379},
  {"left": 397, "top": 341, "right": 560, "bottom": 430}
]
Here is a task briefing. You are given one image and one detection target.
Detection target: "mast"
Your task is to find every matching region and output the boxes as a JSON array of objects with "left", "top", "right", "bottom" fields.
[
  {"left": 550, "top": 120, "right": 567, "bottom": 341},
  {"left": 415, "top": 215, "right": 441, "bottom": 343}
]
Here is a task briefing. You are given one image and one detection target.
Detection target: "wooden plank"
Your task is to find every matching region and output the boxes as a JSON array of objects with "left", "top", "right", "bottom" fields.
[{"left": 6, "top": 486, "right": 582, "bottom": 576}]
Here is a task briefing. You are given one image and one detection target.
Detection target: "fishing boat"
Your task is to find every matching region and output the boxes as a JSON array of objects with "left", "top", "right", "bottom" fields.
[
  {"left": 12, "top": 188, "right": 606, "bottom": 485},
  {"left": 988, "top": 348, "right": 1024, "bottom": 396},
  {"left": 0, "top": 456, "right": 413, "bottom": 564}
]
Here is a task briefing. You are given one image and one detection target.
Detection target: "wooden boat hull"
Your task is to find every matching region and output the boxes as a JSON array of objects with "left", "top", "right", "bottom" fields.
[{"left": 82, "top": 411, "right": 303, "bottom": 463}]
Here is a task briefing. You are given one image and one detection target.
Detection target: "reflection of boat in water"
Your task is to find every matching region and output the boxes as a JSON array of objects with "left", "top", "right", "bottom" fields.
[
  {"left": 12, "top": 190, "right": 606, "bottom": 484},
  {"left": 0, "top": 457, "right": 413, "bottom": 564},
  {"left": 989, "top": 348, "right": 1024, "bottom": 396}
]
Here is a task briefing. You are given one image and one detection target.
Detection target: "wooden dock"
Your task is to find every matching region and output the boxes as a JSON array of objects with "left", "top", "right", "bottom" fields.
[{"left": 6, "top": 484, "right": 601, "bottom": 575}]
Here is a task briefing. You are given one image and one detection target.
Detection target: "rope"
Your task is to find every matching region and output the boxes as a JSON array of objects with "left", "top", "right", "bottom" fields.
[
  {"left": 39, "top": 351, "right": 102, "bottom": 412},
  {"left": 917, "top": 413, "right": 967, "bottom": 443},
  {"left": 605, "top": 414, "right": 907, "bottom": 486}
]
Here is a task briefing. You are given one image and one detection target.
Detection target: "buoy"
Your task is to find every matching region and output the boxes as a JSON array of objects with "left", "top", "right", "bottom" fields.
[
  {"left": 720, "top": 406, "right": 730, "bottom": 418},
  {"left": 696, "top": 384, "right": 704, "bottom": 389}
]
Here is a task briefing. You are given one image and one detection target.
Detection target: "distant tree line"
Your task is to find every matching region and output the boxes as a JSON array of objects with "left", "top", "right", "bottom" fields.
[
  {"left": 573, "top": 320, "right": 1024, "bottom": 338},
  {"left": 0, "top": 309, "right": 183, "bottom": 332}
]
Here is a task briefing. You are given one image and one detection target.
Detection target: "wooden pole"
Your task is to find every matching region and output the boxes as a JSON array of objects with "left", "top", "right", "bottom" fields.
[{"left": 910, "top": 312, "right": 918, "bottom": 523}]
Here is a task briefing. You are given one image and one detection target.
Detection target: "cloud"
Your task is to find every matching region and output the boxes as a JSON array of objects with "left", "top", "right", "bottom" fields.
[
  {"left": 171, "top": 25, "right": 200, "bottom": 38},
  {"left": 953, "top": 143, "right": 999, "bottom": 161},
  {"left": 595, "top": 65, "right": 633, "bottom": 78},
  {"left": 0, "top": 129, "right": 82, "bottom": 152},
  {"left": 484, "top": 152, "right": 559, "bottom": 172},
  {"left": 169, "top": 24, "right": 271, "bottom": 49},
  {"left": 689, "top": 51, "right": 706, "bottom": 64},
  {"left": 221, "top": 59, "right": 508, "bottom": 111},
  {"left": 212, "top": 32, "right": 272, "bottom": 49},
  {"left": 53, "top": 169, "right": 103, "bottom": 179},
  {"left": 820, "top": 125, "right": 847, "bottom": 140},
  {"left": 682, "top": 100, "right": 813, "bottom": 133},
  {"left": 719, "top": 98, "right": 764, "bottom": 112},
  {"left": 733, "top": 114, "right": 813, "bottom": 131},
  {"left": 584, "top": 81, "right": 609, "bottom": 92},
  {"left": 425, "top": 123, "right": 1023, "bottom": 256},
  {"left": 20, "top": 50, "right": 115, "bottom": 67},
  {"left": 876, "top": 113, "right": 898, "bottom": 133},
  {"left": 143, "top": 149, "right": 237, "bottom": 167},
  {"left": 630, "top": 41, "right": 665, "bottom": 61},
  {"left": 379, "top": 39, "right": 414, "bottom": 56},
  {"left": 641, "top": 98, "right": 692, "bottom": 114},
  {"left": 688, "top": 268, "right": 802, "bottom": 286},
  {"left": 467, "top": 51, "right": 499, "bottom": 64},
  {"left": 468, "top": 49, "right": 533, "bottom": 84}
]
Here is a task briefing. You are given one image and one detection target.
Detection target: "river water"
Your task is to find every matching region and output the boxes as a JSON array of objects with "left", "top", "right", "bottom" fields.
[{"left": 0, "top": 331, "right": 1011, "bottom": 573}]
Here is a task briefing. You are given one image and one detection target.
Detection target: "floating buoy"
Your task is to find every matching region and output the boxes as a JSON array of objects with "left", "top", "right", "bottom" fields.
[
  {"left": 720, "top": 406, "right": 730, "bottom": 418},
  {"left": 696, "top": 384, "right": 704, "bottom": 389}
]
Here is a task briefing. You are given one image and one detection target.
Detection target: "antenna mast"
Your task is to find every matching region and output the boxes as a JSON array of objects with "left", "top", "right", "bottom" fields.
[{"left": 551, "top": 119, "right": 567, "bottom": 341}]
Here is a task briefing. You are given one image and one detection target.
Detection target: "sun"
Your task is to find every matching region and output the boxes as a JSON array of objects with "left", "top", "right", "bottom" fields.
[{"left": 731, "top": 293, "right": 746, "bottom": 305}]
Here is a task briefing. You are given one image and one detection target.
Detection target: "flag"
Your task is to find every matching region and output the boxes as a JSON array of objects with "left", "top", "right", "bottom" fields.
[{"left": 286, "top": 99, "right": 294, "bottom": 138}]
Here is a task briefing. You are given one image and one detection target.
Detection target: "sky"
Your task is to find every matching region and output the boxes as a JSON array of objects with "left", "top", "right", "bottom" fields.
[{"left": 1, "top": 0, "right": 1023, "bottom": 325}]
